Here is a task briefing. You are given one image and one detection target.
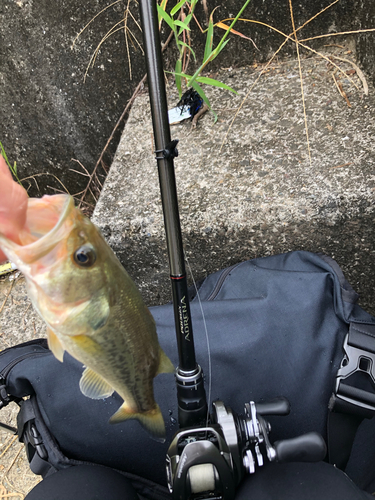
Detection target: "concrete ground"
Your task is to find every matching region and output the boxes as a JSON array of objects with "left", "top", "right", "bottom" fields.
[
  {"left": 0, "top": 40, "right": 374, "bottom": 497},
  {"left": 93, "top": 41, "right": 375, "bottom": 316}
]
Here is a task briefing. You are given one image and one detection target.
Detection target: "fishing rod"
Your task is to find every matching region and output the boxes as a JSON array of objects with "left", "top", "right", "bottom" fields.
[
  {"left": 138, "top": 0, "right": 207, "bottom": 431},
  {"left": 138, "top": 2, "right": 326, "bottom": 499}
]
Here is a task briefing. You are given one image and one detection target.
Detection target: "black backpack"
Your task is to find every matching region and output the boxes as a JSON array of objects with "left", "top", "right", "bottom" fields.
[{"left": 1, "top": 251, "right": 375, "bottom": 499}]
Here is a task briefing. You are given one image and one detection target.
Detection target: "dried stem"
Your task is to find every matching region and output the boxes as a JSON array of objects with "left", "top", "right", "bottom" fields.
[
  {"left": 78, "top": 27, "right": 175, "bottom": 208},
  {"left": 289, "top": 0, "right": 311, "bottom": 166}
]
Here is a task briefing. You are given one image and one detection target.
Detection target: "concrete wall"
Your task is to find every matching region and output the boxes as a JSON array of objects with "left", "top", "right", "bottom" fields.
[
  {"left": 356, "top": 0, "right": 375, "bottom": 87},
  {"left": 0, "top": 0, "right": 145, "bottom": 197},
  {"left": 1, "top": 0, "right": 371, "bottom": 197}
]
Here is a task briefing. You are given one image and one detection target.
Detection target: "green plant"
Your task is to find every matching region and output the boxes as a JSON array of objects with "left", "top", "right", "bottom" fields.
[
  {"left": 158, "top": 0, "right": 253, "bottom": 118},
  {"left": 0, "top": 142, "right": 22, "bottom": 186}
]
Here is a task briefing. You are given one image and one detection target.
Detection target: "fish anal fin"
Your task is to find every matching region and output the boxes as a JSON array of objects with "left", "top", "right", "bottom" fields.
[
  {"left": 156, "top": 348, "right": 174, "bottom": 375},
  {"left": 109, "top": 403, "right": 166, "bottom": 443},
  {"left": 79, "top": 367, "right": 114, "bottom": 400},
  {"left": 47, "top": 327, "right": 65, "bottom": 362}
]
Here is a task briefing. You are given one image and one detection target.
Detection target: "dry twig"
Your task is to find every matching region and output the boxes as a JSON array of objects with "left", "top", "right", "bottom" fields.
[
  {"left": 71, "top": 0, "right": 122, "bottom": 49},
  {"left": 78, "top": 73, "right": 147, "bottom": 209},
  {"left": 332, "top": 73, "right": 351, "bottom": 107},
  {"left": 289, "top": 0, "right": 311, "bottom": 166},
  {"left": 0, "top": 437, "right": 17, "bottom": 461},
  {"left": 1, "top": 444, "right": 25, "bottom": 500},
  {"left": 330, "top": 162, "right": 352, "bottom": 169},
  {"left": 21, "top": 303, "right": 32, "bottom": 331},
  {"left": 219, "top": 0, "right": 366, "bottom": 152},
  {"left": 78, "top": 27, "right": 175, "bottom": 208},
  {"left": 330, "top": 55, "right": 368, "bottom": 95},
  {"left": 0, "top": 282, "right": 14, "bottom": 317}
]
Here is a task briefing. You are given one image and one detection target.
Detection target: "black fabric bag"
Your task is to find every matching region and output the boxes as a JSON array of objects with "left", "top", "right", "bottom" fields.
[{"left": 1, "top": 251, "right": 375, "bottom": 498}]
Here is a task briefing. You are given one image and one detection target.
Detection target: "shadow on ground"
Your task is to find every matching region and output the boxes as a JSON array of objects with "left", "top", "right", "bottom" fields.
[{"left": 114, "top": 211, "right": 375, "bottom": 317}]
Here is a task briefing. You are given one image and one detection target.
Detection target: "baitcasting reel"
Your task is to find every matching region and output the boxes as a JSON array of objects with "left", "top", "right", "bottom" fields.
[{"left": 166, "top": 397, "right": 326, "bottom": 500}]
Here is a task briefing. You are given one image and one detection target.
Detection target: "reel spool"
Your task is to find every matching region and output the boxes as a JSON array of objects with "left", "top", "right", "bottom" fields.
[{"left": 167, "top": 397, "right": 326, "bottom": 500}]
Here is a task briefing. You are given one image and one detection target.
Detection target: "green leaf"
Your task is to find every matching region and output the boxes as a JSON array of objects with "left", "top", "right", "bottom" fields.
[
  {"left": 175, "top": 59, "right": 183, "bottom": 98},
  {"left": 190, "top": 81, "right": 211, "bottom": 110},
  {"left": 177, "top": 40, "right": 196, "bottom": 60},
  {"left": 203, "top": 12, "right": 214, "bottom": 62},
  {"left": 195, "top": 76, "right": 237, "bottom": 93},
  {"left": 177, "top": 14, "right": 192, "bottom": 36},
  {"left": 215, "top": 38, "right": 230, "bottom": 57},
  {"left": 171, "top": 71, "right": 191, "bottom": 79},
  {"left": 0, "top": 142, "right": 8, "bottom": 164},
  {"left": 159, "top": 0, "right": 168, "bottom": 11},
  {"left": 0, "top": 141, "right": 22, "bottom": 185},
  {"left": 183, "top": 13, "right": 192, "bottom": 26},
  {"left": 157, "top": 4, "right": 175, "bottom": 31},
  {"left": 204, "top": 39, "right": 230, "bottom": 69},
  {"left": 212, "top": 0, "right": 253, "bottom": 55},
  {"left": 174, "top": 19, "right": 191, "bottom": 31},
  {"left": 170, "top": 0, "right": 186, "bottom": 16}
]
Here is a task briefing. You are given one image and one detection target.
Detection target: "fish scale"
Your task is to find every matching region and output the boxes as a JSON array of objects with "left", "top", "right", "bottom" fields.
[{"left": 0, "top": 161, "right": 175, "bottom": 441}]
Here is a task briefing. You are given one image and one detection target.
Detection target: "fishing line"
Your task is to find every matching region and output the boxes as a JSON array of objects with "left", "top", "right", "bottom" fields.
[{"left": 185, "top": 255, "right": 212, "bottom": 429}]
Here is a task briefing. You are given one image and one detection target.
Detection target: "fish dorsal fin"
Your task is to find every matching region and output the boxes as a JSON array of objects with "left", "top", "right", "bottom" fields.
[
  {"left": 156, "top": 348, "right": 175, "bottom": 375},
  {"left": 47, "top": 327, "right": 65, "bottom": 362},
  {"left": 79, "top": 367, "right": 114, "bottom": 400}
]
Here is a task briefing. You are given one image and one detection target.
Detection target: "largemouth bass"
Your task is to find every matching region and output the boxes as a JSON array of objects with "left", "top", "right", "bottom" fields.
[{"left": 0, "top": 156, "right": 174, "bottom": 441}]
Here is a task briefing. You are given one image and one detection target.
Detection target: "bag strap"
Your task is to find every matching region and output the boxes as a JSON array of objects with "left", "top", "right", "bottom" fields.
[
  {"left": 17, "top": 399, "right": 55, "bottom": 477},
  {"left": 328, "top": 322, "right": 375, "bottom": 469}
]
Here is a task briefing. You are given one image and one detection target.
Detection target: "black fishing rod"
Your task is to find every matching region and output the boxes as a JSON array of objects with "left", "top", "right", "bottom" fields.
[
  {"left": 138, "top": 2, "right": 326, "bottom": 499},
  {"left": 138, "top": 0, "right": 207, "bottom": 430}
]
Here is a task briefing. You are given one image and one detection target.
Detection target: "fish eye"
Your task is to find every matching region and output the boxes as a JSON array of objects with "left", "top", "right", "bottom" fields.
[{"left": 73, "top": 245, "right": 96, "bottom": 267}]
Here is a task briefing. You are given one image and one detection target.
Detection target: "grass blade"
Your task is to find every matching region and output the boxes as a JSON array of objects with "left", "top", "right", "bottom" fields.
[
  {"left": 203, "top": 10, "right": 214, "bottom": 62},
  {"left": 178, "top": 40, "right": 196, "bottom": 60},
  {"left": 196, "top": 76, "right": 237, "bottom": 93},
  {"left": 170, "top": 0, "right": 186, "bottom": 16},
  {"left": 174, "top": 19, "right": 191, "bottom": 31},
  {"left": 157, "top": 4, "right": 175, "bottom": 31},
  {"left": 212, "top": 38, "right": 230, "bottom": 58},
  {"left": 0, "top": 142, "right": 9, "bottom": 166},
  {"left": 0, "top": 142, "right": 22, "bottom": 185},
  {"left": 158, "top": 0, "right": 169, "bottom": 27},
  {"left": 215, "top": 21, "right": 256, "bottom": 42},
  {"left": 175, "top": 59, "right": 183, "bottom": 97},
  {"left": 191, "top": 81, "right": 211, "bottom": 109}
]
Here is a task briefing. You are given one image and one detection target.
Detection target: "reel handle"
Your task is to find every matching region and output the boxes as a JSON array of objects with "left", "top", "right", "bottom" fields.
[
  {"left": 274, "top": 432, "right": 327, "bottom": 463},
  {"left": 256, "top": 397, "right": 290, "bottom": 416}
]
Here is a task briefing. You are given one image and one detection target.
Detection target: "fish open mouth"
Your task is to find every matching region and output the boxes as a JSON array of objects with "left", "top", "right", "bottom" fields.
[{"left": 0, "top": 194, "right": 75, "bottom": 269}]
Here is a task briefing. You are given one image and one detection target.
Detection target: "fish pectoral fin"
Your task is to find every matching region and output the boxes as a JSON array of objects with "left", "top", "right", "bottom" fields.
[
  {"left": 109, "top": 403, "right": 166, "bottom": 443},
  {"left": 156, "top": 348, "right": 175, "bottom": 375},
  {"left": 47, "top": 327, "right": 65, "bottom": 363},
  {"left": 79, "top": 367, "right": 114, "bottom": 400}
]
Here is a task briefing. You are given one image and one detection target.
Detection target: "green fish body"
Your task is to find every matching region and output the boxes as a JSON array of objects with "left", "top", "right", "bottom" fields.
[{"left": 0, "top": 193, "right": 174, "bottom": 441}]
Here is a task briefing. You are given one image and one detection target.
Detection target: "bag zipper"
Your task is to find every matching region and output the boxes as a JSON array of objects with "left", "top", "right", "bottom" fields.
[
  {"left": 0, "top": 349, "right": 49, "bottom": 381},
  {"left": 206, "top": 262, "right": 243, "bottom": 301},
  {"left": 0, "top": 340, "right": 50, "bottom": 408}
]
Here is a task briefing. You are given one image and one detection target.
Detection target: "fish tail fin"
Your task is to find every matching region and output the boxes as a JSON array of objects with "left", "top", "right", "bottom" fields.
[
  {"left": 156, "top": 348, "right": 175, "bottom": 375},
  {"left": 109, "top": 403, "right": 166, "bottom": 443}
]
